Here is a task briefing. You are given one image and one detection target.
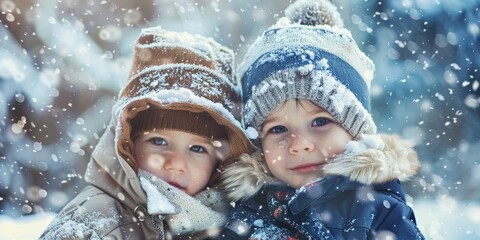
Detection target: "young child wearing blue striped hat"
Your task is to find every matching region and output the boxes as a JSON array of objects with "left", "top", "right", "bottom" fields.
[{"left": 219, "top": 0, "right": 425, "bottom": 239}]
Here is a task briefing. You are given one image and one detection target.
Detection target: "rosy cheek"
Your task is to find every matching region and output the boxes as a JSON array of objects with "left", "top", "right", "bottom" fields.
[
  {"left": 264, "top": 151, "right": 282, "bottom": 165},
  {"left": 143, "top": 156, "right": 164, "bottom": 170},
  {"left": 325, "top": 145, "right": 348, "bottom": 160}
]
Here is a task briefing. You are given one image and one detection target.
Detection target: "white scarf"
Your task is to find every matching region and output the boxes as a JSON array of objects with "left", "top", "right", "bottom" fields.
[{"left": 138, "top": 170, "right": 228, "bottom": 236}]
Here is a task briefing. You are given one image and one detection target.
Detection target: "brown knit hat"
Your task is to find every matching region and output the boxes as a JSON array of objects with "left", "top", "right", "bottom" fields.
[{"left": 116, "top": 27, "right": 255, "bottom": 171}]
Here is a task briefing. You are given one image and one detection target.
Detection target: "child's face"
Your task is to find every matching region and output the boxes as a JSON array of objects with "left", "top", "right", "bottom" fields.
[
  {"left": 133, "top": 129, "right": 219, "bottom": 195},
  {"left": 260, "top": 99, "right": 352, "bottom": 188}
]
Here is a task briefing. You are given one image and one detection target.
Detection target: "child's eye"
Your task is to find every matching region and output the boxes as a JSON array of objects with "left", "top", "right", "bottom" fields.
[
  {"left": 150, "top": 137, "right": 167, "bottom": 146},
  {"left": 190, "top": 145, "right": 208, "bottom": 153},
  {"left": 269, "top": 125, "right": 288, "bottom": 134},
  {"left": 312, "top": 117, "right": 331, "bottom": 127}
]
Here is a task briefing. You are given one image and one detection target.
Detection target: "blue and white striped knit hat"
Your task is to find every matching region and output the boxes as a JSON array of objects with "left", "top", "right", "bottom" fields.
[{"left": 240, "top": 0, "right": 377, "bottom": 140}]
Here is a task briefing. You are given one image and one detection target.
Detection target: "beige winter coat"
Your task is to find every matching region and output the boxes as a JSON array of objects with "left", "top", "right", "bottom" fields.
[
  {"left": 40, "top": 26, "right": 256, "bottom": 240},
  {"left": 40, "top": 111, "right": 231, "bottom": 239},
  {"left": 39, "top": 115, "right": 158, "bottom": 238}
]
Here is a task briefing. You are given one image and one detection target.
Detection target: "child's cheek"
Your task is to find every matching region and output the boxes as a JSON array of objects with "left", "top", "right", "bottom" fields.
[
  {"left": 320, "top": 148, "right": 329, "bottom": 158},
  {"left": 277, "top": 139, "right": 287, "bottom": 148},
  {"left": 271, "top": 155, "right": 283, "bottom": 164},
  {"left": 263, "top": 150, "right": 282, "bottom": 164},
  {"left": 143, "top": 156, "right": 164, "bottom": 170}
]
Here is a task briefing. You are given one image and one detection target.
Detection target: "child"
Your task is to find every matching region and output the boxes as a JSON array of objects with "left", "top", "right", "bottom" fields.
[
  {"left": 220, "top": 0, "right": 425, "bottom": 239},
  {"left": 40, "top": 27, "right": 253, "bottom": 239}
]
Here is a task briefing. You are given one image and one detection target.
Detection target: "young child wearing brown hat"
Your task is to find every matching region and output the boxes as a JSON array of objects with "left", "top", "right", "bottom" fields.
[{"left": 40, "top": 27, "right": 253, "bottom": 239}]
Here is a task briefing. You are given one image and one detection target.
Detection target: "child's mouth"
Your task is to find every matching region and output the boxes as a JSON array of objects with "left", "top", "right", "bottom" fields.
[
  {"left": 290, "top": 163, "right": 324, "bottom": 173},
  {"left": 167, "top": 181, "right": 185, "bottom": 190}
]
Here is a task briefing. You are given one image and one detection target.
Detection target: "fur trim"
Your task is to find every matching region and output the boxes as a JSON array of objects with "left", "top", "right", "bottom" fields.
[
  {"left": 324, "top": 134, "right": 421, "bottom": 184},
  {"left": 221, "top": 152, "right": 273, "bottom": 202},
  {"left": 221, "top": 134, "right": 421, "bottom": 201}
]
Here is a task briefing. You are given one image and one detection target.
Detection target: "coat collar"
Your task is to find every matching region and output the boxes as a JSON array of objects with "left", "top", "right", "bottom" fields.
[
  {"left": 84, "top": 117, "right": 147, "bottom": 210},
  {"left": 222, "top": 134, "right": 420, "bottom": 202}
]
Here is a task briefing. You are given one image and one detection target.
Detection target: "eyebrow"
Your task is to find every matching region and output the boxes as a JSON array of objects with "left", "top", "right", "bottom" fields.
[
  {"left": 308, "top": 108, "right": 328, "bottom": 115},
  {"left": 191, "top": 136, "right": 215, "bottom": 145},
  {"left": 261, "top": 116, "right": 281, "bottom": 130}
]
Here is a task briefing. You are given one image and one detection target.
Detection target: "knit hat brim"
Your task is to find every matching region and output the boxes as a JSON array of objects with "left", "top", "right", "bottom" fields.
[
  {"left": 130, "top": 108, "right": 228, "bottom": 142},
  {"left": 117, "top": 98, "right": 255, "bottom": 170},
  {"left": 244, "top": 67, "right": 376, "bottom": 139},
  {"left": 242, "top": 45, "right": 376, "bottom": 139}
]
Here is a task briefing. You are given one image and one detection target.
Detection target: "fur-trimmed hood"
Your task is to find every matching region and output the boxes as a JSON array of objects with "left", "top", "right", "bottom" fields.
[{"left": 221, "top": 134, "right": 421, "bottom": 202}]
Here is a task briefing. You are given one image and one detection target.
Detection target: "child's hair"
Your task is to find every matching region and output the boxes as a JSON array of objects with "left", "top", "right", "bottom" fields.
[
  {"left": 239, "top": 0, "right": 377, "bottom": 141},
  {"left": 130, "top": 109, "right": 228, "bottom": 146},
  {"left": 113, "top": 27, "right": 254, "bottom": 171}
]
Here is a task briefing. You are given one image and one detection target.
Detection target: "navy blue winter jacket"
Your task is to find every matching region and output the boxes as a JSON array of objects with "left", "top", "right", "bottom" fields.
[
  {"left": 220, "top": 134, "right": 426, "bottom": 240},
  {"left": 220, "top": 175, "right": 424, "bottom": 239}
]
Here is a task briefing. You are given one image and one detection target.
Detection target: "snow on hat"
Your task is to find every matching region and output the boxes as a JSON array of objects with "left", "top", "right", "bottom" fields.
[
  {"left": 116, "top": 26, "right": 254, "bottom": 170},
  {"left": 240, "top": 0, "right": 377, "bottom": 140}
]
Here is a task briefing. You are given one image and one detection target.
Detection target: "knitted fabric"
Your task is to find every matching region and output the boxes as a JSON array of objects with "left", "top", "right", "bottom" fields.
[
  {"left": 130, "top": 108, "right": 228, "bottom": 142},
  {"left": 138, "top": 170, "right": 228, "bottom": 236},
  {"left": 239, "top": 0, "right": 377, "bottom": 140},
  {"left": 115, "top": 27, "right": 254, "bottom": 169}
]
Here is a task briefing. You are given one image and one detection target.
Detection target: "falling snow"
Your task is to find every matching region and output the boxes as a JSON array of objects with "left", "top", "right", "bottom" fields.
[{"left": 0, "top": 0, "right": 479, "bottom": 239}]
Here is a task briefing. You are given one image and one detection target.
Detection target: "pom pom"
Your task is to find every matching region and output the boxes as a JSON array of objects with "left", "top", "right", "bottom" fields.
[{"left": 285, "top": 0, "right": 344, "bottom": 27}]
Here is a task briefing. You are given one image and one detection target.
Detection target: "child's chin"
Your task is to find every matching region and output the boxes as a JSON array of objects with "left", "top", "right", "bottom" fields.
[{"left": 295, "top": 176, "right": 324, "bottom": 188}]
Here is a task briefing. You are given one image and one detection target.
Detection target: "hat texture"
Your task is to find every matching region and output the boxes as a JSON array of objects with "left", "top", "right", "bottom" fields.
[
  {"left": 116, "top": 27, "right": 254, "bottom": 169},
  {"left": 240, "top": 0, "right": 377, "bottom": 140},
  {"left": 130, "top": 108, "right": 228, "bottom": 142}
]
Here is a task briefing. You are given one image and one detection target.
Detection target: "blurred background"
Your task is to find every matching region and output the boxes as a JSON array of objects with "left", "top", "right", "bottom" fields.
[{"left": 0, "top": 0, "right": 479, "bottom": 239}]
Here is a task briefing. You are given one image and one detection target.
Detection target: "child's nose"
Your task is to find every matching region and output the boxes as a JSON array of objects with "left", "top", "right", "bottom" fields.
[
  {"left": 164, "top": 152, "right": 187, "bottom": 173},
  {"left": 288, "top": 133, "right": 315, "bottom": 154}
]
